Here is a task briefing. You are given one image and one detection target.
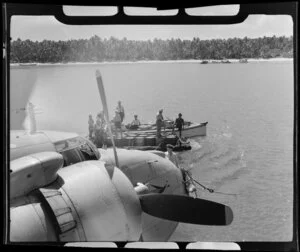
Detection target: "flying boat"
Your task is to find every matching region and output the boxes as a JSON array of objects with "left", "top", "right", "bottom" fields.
[{"left": 8, "top": 66, "right": 234, "bottom": 242}]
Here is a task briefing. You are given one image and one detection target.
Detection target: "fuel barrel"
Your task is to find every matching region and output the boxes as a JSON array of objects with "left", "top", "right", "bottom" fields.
[
  {"left": 135, "top": 137, "right": 145, "bottom": 146},
  {"left": 165, "top": 135, "right": 177, "bottom": 146},
  {"left": 123, "top": 137, "right": 135, "bottom": 146},
  {"left": 144, "top": 136, "right": 156, "bottom": 146}
]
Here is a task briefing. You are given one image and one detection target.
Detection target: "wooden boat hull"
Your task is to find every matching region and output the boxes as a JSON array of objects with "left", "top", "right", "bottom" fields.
[
  {"left": 125, "top": 122, "right": 208, "bottom": 138},
  {"left": 90, "top": 122, "right": 207, "bottom": 152},
  {"left": 174, "top": 122, "right": 207, "bottom": 138}
]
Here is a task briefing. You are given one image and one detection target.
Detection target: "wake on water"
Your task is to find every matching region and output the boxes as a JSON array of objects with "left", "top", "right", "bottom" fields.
[{"left": 177, "top": 128, "right": 247, "bottom": 201}]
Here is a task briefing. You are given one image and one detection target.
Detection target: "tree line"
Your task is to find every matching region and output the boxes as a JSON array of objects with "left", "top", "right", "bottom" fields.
[{"left": 10, "top": 35, "right": 293, "bottom": 63}]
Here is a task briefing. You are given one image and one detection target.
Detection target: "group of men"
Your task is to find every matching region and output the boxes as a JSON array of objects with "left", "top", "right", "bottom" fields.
[
  {"left": 111, "top": 103, "right": 185, "bottom": 138},
  {"left": 88, "top": 100, "right": 185, "bottom": 147},
  {"left": 156, "top": 109, "right": 185, "bottom": 138},
  {"left": 127, "top": 108, "right": 185, "bottom": 137},
  {"left": 88, "top": 112, "right": 106, "bottom": 148},
  {"left": 88, "top": 101, "right": 125, "bottom": 147}
]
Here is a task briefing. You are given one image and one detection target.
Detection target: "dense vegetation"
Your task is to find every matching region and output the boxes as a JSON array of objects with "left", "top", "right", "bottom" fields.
[{"left": 10, "top": 35, "right": 293, "bottom": 63}]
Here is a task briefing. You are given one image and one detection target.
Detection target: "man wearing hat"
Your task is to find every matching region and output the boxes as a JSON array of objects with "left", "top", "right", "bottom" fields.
[
  {"left": 156, "top": 109, "right": 165, "bottom": 138},
  {"left": 88, "top": 114, "right": 94, "bottom": 139},
  {"left": 129, "top": 114, "right": 141, "bottom": 130},
  {"left": 174, "top": 113, "right": 184, "bottom": 138}
]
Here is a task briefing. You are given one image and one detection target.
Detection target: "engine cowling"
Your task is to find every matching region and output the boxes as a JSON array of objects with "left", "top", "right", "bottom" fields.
[
  {"left": 99, "top": 148, "right": 187, "bottom": 241},
  {"left": 10, "top": 160, "right": 142, "bottom": 242},
  {"left": 10, "top": 152, "right": 63, "bottom": 200}
]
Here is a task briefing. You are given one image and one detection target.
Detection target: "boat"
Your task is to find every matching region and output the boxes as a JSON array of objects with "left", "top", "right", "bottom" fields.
[
  {"left": 19, "top": 63, "right": 37, "bottom": 66},
  {"left": 101, "top": 130, "right": 193, "bottom": 152},
  {"left": 102, "top": 121, "right": 207, "bottom": 152},
  {"left": 221, "top": 59, "right": 231, "bottom": 63},
  {"left": 124, "top": 121, "right": 208, "bottom": 138},
  {"left": 200, "top": 60, "right": 209, "bottom": 64},
  {"left": 124, "top": 143, "right": 192, "bottom": 152},
  {"left": 89, "top": 120, "right": 207, "bottom": 152},
  {"left": 239, "top": 58, "right": 248, "bottom": 63}
]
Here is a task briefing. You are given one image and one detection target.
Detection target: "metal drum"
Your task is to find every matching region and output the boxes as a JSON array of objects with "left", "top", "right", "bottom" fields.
[
  {"left": 144, "top": 136, "right": 156, "bottom": 146},
  {"left": 123, "top": 132, "right": 130, "bottom": 137},
  {"left": 114, "top": 137, "right": 123, "bottom": 147},
  {"left": 123, "top": 137, "right": 135, "bottom": 146},
  {"left": 106, "top": 137, "right": 113, "bottom": 147},
  {"left": 120, "top": 138, "right": 129, "bottom": 147},
  {"left": 155, "top": 137, "right": 164, "bottom": 147},
  {"left": 127, "top": 133, "right": 137, "bottom": 138},
  {"left": 135, "top": 137, "right": 145, "bottom": 146},
  {"left": 137, "top": 134, "right": 147, "bottom": 142},
  {"left": 165, "top": 135, "right": 177, "bottom": 146}
]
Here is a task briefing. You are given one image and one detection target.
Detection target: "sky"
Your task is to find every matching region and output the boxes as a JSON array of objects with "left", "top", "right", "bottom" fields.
[{"left": 10, "top": 5, "right": 293, "bottom": 41}]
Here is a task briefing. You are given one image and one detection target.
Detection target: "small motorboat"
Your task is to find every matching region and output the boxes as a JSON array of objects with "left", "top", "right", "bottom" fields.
[
  {"left": 125, "top": 121, "right": 208, "bottom": 138},
  {"left": 19, "top": 63, "right": 37, "bottom": 66},
  {"left": 89, "top": 115, "right": 207, "bottom": 152},
  {"left": 239, "top": 58, "right": 248, "bottom": 63},
  {"left": 221, "top": 59, "right": 231, "bottom": 63}
]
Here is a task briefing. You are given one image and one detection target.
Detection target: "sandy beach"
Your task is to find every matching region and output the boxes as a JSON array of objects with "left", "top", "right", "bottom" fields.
[{"left": 10, "top": 57, "right": 293, "bottom": 67}]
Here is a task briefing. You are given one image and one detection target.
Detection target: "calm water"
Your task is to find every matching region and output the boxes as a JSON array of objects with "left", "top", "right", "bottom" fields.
[{"left": 10, "top": 61, "right": 294, "bottom": 241}]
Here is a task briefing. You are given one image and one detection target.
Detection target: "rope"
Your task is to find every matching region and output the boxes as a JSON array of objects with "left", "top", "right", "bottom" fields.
[
  {"left": 192, "top": 179, "right": 215, "bottom": 193},
  {"left": 193, "top": 184, "right": 238, "bottom": 197},
  {"left": 208, "top": 191, "right": 238, "bottom": 197},
  {"left": 182, "top": 169, "right": 238, "bottom": 197}
]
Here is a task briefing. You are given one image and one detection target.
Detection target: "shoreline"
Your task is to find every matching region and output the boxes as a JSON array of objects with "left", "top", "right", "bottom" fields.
[{"left": 10, "top": 57, "right": 293, "bottom": 67}]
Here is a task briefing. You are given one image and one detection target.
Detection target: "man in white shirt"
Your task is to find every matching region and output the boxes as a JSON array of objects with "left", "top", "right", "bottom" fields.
[
  {"left": 130, "top": 114, "right": 141, "bottom": 130},
  {"left": 156, "top": 109, "right": 165, "bottom": 138}
]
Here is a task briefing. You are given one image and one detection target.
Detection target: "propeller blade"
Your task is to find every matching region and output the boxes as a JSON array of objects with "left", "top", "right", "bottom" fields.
[
  {"left": 95, "top": 70, "right": 109, "bottom": 121},
  {"left": 22, "top": 102, "right": 37, "bottom": 134},
  {"left": 139, "top": 194, "right": 233, "bottom": 226},
  {"left": 95, "top": 70, "right": 119, "bottom": 171},
  {"left": 11, "top": 68, "right": 38, "bottom": 130}
]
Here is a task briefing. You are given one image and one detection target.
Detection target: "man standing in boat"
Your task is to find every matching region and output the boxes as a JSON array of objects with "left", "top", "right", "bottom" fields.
[
  {"left": 113, "top": 110, "right": 123, "bottom": 138},
  {"left": 94, "top": 115, "right": 106, "bottom": 147},
  {"left": 88, "top": 114, "right": 94, "bottom": 140},
  {"left": 156, "top": 109, "right": 165, "bottom": 138},
  {"left": 174, "top": 113, "right": 184, "bottom": 139},
  {"left": 116, "top": 101, "right": 125, "bottom": 123}
]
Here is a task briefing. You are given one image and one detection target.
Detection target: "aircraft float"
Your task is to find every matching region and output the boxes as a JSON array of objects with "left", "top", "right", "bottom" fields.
[{"left": 9, "top": 69, "right": 233, "bottom": 242}]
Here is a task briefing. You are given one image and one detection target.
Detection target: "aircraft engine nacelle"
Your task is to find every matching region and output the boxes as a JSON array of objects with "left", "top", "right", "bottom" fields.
[
  {"left": 10, "top": 160, "right": 142, "bottom": 242},
  {"left": 10, "top": 151, "right": 63, "bottom": 200},
  {"left": 99, "top": 148, "right": 188, "bottom": 241}
]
